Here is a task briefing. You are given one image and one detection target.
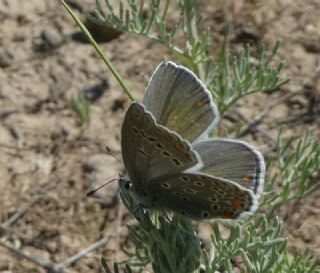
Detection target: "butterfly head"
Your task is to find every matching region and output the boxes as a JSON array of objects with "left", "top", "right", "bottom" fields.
[
  {"left": 119, "top": 176, "right": 155, "bottom": 208},
  {"left": 119, "top": 176, "right": 132, "bottom": 191}
]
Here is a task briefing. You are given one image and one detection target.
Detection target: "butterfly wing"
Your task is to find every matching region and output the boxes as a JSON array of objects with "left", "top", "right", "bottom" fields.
[
  {"left": 192, "top": 139, "right": 265, "bottom": 196},
  {"left": 142, "top": 61, "right": 219, "bottom": 142},
  {"left": 146, "top": 172, "right": 257, "bottom": 219},
  {"left": 121, "top": 102, "right": 202, "bottom": 186}
]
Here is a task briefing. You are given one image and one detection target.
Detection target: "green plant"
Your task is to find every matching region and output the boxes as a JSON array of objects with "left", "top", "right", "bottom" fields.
[
  {"left": 91, "top": 0, "right": 288, "bottom": 115},
  {"left": 263, "top": 130, "right": 320, "bottom": 219},
  {"left": 59, "top": 0, "right": 320, "bottom": 272},
  {"left": 72, "top": 93, "right": 90, "bottom": 125}
]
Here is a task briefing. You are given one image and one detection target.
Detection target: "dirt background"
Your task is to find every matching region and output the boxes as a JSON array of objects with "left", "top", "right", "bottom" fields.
[{"left": 0, "top": 0, "right": 319, "bottom": 272}]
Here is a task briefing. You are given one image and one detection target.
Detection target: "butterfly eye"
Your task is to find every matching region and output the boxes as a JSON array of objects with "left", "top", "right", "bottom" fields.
[{"left": 124, "top": 180, "right": 132, "bottom": 190}]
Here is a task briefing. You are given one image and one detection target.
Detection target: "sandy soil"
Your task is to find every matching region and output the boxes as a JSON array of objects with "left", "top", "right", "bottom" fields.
[{"left": 0, "top": 0, "right": 319, "bottom": 272}]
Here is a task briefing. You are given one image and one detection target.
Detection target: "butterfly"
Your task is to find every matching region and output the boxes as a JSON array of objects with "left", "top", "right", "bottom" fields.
[{"left": 119, "top": 61, "right": 265, "bottom": 220}]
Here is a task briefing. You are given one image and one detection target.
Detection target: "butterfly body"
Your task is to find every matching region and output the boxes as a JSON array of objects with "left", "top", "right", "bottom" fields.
[{"left": 120, "top": 61, "right": 265, "bottom": 220}]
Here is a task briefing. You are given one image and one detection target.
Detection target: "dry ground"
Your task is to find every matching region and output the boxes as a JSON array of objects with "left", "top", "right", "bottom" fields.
[{"left": 0, "top": 0, "right": 319, "bottom": 272}]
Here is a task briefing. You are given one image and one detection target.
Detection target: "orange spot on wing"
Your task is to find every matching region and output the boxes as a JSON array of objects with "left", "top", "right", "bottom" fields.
[
  {"left": 223, "top": 211, "right": 233, "bottom": 219},
  {"left": 196, "top": 100, "right": 204, "bottom": 107},
  {"left": 242, "top": 175, "right": 251, "bottom": 182},
  {"left": 232, "top": 199, "right": 242, "bottom": 209},
  {"left": 175, "top": 143, "right": 184, "bottom": 151}
]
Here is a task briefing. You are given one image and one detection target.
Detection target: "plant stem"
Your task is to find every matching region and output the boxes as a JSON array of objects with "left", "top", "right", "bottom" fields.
[{"left": 59, "top": 0, "right": 135, "bottom": 101}]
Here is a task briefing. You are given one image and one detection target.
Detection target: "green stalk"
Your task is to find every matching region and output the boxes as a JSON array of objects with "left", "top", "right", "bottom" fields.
[{"left": 59, "top": 0, "right": 135, "bottom": 101}]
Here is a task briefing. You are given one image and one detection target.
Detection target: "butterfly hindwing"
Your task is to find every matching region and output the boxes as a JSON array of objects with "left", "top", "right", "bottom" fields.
[
  {"left": 146, "top": 172, "right": 257, "bottom": 219},
  {"left": 192, "top": 139, "right": 265, "bottom": 196},
  {"left": 142, "top": 61, "right": 219, "bottom": 142}
]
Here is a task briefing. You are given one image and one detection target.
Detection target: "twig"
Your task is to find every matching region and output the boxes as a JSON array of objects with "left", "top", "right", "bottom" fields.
[
  {"left": 0, "top": 240, "right": 57, "bottom": 272},
  {"left": 0, "top": 237, "right": 109, "bottom": 273},
  {"left": 2, "top": 180, "right": 58, "bottom": 228},
  {"left": 56, "top": 237, "right": 109, "bottom": 269},
  {"left": 2, "top": 195, "right": 43, "bottom": 228},
  {"left": 255, "top": 126, "right": 276, "bottom": 143},
  {"left": 237, "top": 63, "right": 320, "bottom": 136},
  {"left": 227, "top": 109, "right": 278, "bottom": 147},
  {"left": 273, "top": 111, "right": 317, "bottom": 128},
  {"left": 0, "top": 223, "right": 34, "bottom": 243},
  {"left": 115, "top": 203, "right": 124, "bottom": 261}
]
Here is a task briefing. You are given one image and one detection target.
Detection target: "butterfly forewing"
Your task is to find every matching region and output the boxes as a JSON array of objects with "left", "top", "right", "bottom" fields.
[
  {"left": 192, "top": 139, "right": 265, "bottom": 196},
  {"left": 121, "top": 102, "right": 202, "bottom": 186},
  {"left": 146, "top": 172, "right": 257, "bottom": 219},
  {"left": 142, "top": 61, "right": 219, "bottom": 142}
]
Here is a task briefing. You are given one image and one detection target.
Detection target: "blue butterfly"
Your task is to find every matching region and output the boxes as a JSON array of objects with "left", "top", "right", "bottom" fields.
[{"left": 120, "top": 61, "right": 265, "bottom": 220}]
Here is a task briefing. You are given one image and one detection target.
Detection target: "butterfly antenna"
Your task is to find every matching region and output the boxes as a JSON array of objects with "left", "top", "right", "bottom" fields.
[
  {"left": 106, "top": 146, "right": 124, "bottom": 166},
  {"left": 86, "top": 178, "right": 118, "bottom": 197}
]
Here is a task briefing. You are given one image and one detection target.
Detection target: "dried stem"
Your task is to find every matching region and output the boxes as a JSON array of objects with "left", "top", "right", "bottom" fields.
[{"left": 237, "top": 63, "right": 320, "bottom": 136}]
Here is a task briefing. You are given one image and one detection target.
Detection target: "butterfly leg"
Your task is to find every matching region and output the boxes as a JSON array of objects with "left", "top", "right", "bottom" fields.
[
  {"left": 160, "top": 209, "right": 172, "bottom": 223},
  {"left": 133, "top": 205, "right": 143, "bottom": 218},
  {"left": 133, "top": 204, "right": 151, "bottom": 224}
]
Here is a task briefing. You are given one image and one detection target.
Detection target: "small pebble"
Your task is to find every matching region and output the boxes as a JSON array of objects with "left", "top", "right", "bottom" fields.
[
  {"left": 83, "top": 154, "right": 120, "bottom": 207},
  {"left": 0, "top": 10, "right": 9, "bottom": 22},
  {"left": 83, "top": 79, "right": 109, "bottom": 102},
  {"left": 34, "top": 29, "right": 64, "bottom": 52},
  {"left": 0, "top": 48, "right": 14, "bottom": 68},
  {"left": 49, "top": 77, "right": 72, "bottom": 96},
  {"left": 304, "top": 24, "right": 316, "bottom": 34},
  {"left": 41, "top": 29, "right": 64, "bottom": 48}
]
